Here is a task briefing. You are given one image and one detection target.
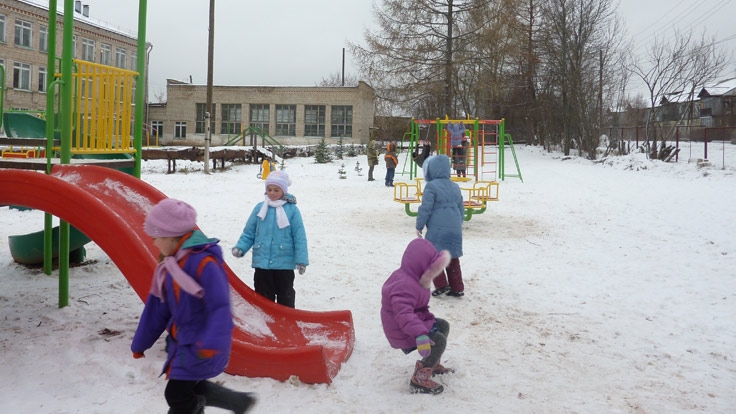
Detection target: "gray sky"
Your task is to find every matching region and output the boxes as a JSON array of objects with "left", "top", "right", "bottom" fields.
[
  {"left": 83, "top": 0, "right": 375, "bottom": 97},
  {"left": 81, "top": 0, "right": 734, "bottom": 100}
]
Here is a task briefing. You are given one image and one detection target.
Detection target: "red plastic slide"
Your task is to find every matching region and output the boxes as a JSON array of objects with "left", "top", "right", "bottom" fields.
[{"left": 0, "top": 165, "right": 354, "bottom": 384}]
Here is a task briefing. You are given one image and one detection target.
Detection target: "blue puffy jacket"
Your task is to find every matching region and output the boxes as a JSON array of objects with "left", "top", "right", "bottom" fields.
[
  {"left": 131, "top": 230, "right": 234, "bottom": 380},
  {"left": 416, "top": 155, "right": 464, "bottom": 258},
  {"left": 234, "top": 195, "right": 309, "bottom": 270}
]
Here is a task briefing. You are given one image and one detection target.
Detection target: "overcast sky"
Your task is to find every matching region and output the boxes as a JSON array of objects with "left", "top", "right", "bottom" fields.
[{"left": 78, "top": 0, "right": 735, "bottom": 99}]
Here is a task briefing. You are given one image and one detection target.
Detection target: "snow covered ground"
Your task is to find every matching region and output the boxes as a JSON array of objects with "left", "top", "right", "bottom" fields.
[{"left": 1, "top": 143, "right": 735, "bottom": 413}]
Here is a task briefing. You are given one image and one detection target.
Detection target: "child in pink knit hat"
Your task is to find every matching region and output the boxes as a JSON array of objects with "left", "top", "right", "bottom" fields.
[
  {"left": 232, "top": 171, "right": 309, "bottom": 308},
  {"left": 133, "top": 198, "right": 256, "bottom": 413}
]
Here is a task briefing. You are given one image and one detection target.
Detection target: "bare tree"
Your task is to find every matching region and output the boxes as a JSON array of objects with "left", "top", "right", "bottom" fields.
[
  {"left": 349, "top": 0, "right": 489, "bottom": 118},
  {"left": 629, "top": 29, "right": 729, "bottom": 158},
  {"left": 318, "top": 71, "right": 360, "bottom": 87},
  {"left": 537, "top": 0, "right": 622, "bottom": 158}
]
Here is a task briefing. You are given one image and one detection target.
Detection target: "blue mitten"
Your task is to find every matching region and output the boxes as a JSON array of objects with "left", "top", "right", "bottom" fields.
[
  {"left": 416, "top": 335, "right": 433, "bottom": 358},
  {"left": 232, "top": 247, "right": 244, "bottom": 258}
]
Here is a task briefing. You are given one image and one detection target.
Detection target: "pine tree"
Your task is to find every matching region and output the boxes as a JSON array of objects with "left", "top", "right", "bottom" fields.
[
  {"left": 334, "top": 136, "right": 345, "bottom": 160},
  {"left": 314, "top": 138, "right": 333, "bottom": 163}
]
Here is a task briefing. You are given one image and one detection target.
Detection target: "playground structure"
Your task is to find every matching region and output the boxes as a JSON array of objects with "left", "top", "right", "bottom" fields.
[
  {"left": 401, "top": 117, "right": 522, "bottom": 182},
  {"left": 392, "top": 117, "right": 521, "bottom": 220},
  {"left": 0, "top": 0, "right": 354, "bottom": 384}
]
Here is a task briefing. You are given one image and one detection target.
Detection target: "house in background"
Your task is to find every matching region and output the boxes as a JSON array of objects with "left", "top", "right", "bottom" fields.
[{"left": 698, "top": 78, "right": 736, "bottom": 127}]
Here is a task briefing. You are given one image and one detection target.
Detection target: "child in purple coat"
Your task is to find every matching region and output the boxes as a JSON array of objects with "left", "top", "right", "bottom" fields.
[
  {"left": 132, "top": 198, "right": 256, "bottom": 414},
  {"left": 380, "top": 238, "right": 455, "bottom": 394}
]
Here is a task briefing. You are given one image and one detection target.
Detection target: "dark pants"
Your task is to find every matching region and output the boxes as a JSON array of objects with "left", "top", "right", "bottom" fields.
[
  {"left": 432, "top": 257, "right": 464, "bottom": 293},
  {"left": 165, "top": 379, "right": 206, "bottom": 414},
  {"left": 385, "top": 168, "right": 395, "bottom": 184},
  {"left": 254, "top": 268, "right": 296, "bottom": 308},
  {"left": 401, "top": 318, "right": 450, "bottom": 367},
  {"left": 368, "top": 164, "right": 375, "bottom": 180}
]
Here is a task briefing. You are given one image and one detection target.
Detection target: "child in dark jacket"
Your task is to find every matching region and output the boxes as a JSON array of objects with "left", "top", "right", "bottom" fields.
[
  {"left": 384, "top": 142, "right": 398, "bottom": 187},
  {"left": 132, "top": 198, "right": 256, "bottom": 414},
  {"left": 380, "top": 238, "right": 455, "bottom": 395}
]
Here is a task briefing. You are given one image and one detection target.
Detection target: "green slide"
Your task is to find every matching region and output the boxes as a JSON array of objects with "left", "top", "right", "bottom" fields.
[
  {"left": 2, "top": 112, "right": 47, "bottom": 138},
  {"left": 9, "top": 225, "right": 90, "bottom": 265}
]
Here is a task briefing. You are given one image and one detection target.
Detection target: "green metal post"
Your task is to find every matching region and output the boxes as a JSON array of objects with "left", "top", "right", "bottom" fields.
[
  {"left": 43, "top": 0, "right": 59, "bottom": 277},
  {"left": 498, "top": 119, "right": 506, "bottom": 180},
  {"left": 133, "top": 0, "right": 149, "bottom": 178},
  {"left": 56, "top": 0, "right": 77, "bottom": 307}
]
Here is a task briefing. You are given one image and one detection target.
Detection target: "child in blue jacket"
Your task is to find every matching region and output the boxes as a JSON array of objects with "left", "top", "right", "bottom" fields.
[
  {"left": 132, "top": 198, "right": 255, "bottom": 414},
  {"left": 416, "top": 155, "right": 466, "bottom": 297},
  {"left": 232, "top": 171, "right": 309, "bottom": 308}
]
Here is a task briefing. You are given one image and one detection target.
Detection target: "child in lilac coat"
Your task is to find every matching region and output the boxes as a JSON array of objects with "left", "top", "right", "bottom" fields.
[{"left": 380, "top": 238, "right": 455, "bottom": 395}]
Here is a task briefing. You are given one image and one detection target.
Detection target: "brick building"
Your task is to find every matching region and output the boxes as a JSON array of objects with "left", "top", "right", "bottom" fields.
[
  {"left": 148, "top": 79, "right": 376, "bottom": 146},
  {"left": 0, "top": 0, "right": 138, "bottom": 111}
]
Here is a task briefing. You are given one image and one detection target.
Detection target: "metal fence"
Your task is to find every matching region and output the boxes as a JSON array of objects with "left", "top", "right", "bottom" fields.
[{"left": 598, "top": 126, "right": 736, "bottom": 169}]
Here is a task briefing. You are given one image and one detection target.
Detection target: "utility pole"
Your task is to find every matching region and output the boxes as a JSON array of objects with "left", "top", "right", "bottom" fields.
[{"left": 204, "top": 0, "right": 215, "bottom": 174}]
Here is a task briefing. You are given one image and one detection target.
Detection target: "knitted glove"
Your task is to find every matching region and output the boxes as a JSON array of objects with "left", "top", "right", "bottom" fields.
[
  {"left": 132, "top": 351, "right": 145, "bottom": 359},
  {"left": 416, "top": 335, "right": 433, "bottom": 358},
  {"left": 416, "top": 229, "right": 423, "bottom": 238},
  {"left": 231, "top": 247, "right": 244, "bottom": 258},
  {"left": 297, "top": 264, "right": 306, "bottom": 275}
]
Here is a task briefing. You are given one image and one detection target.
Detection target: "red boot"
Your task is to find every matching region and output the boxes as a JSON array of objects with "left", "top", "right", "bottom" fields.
[
  {"left": 410, "top": 361, "right": 444, "bottom": 395},
  {"left": 432, "top": 362, "right": 455, "bottom": 376}
]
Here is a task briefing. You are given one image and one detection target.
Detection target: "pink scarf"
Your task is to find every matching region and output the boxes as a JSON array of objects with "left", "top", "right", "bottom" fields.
[{"left": 150, "top": 248, "right": 205, "bottom": 301}]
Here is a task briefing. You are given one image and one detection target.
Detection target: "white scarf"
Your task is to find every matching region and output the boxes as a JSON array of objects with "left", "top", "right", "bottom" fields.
[{"left": 257, "top": 196, "right": 290, "bottom": 229}]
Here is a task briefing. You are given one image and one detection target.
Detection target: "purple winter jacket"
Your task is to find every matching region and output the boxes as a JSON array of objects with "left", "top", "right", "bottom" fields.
[
  {"left": 131, "top": 231, "right": 234, "bottom": 380},
  {"left": 380, "top": 238, "right": 451, "bottom": 349}
]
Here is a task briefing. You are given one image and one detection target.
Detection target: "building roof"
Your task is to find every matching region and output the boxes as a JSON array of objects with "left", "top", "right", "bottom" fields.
[
  {"left": 698, "top": 78, "right": 736, "bottom": 98},
  {"left": 17, "top": 0, "right": 137, "bottom": 39}
]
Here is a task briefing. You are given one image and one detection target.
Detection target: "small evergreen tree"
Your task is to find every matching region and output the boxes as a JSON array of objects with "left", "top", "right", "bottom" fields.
[
  {"left": 314, "top": 138, "right": 333, "bottom": 163},
  {"left": 346, "top": 144, "right": 357, "bottom": 157},
  {"left": 334, "top": 136, "right": 345, "bottom": 160},
  {"left": 338, "top": 163, "right": 347, "bottom": 179}
]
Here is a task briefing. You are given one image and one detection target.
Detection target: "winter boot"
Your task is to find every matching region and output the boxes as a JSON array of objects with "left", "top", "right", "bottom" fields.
[
  {"left": 201, "top": 381, "right": 256, "bottom": 414},
  {"left": 432, "top": 362, "right": 455, "bottom": 376},
  {"left": 410, "top": 361, "right": 444, "bottom": 395}
]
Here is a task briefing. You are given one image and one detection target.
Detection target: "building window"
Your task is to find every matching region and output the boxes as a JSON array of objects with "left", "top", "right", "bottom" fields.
[
  {"left": 72, "top": 34, "right": 77, "bottom": 58},
  {"left": 151, "top": 121, "right": 163, "bottom": 139},
  {"left": 100, "top": 43, "right": 111, "bottom": 65},
  {"left": 250, "top": 104, "right": 269, "bottom": 132},
  {"left": 331, "top": 105, "right": 353, "bottom": 137},
  {"left": 13, "top": 62, "right": 31, "bottom": 91},
  {"left": 82, "top": 38, "right": 95, "bottom": 62},
  {"left": 38, "top": 66, "right": 47, "bottom": 93},
  {"left": 221, "top": 104, "right": 242, "bottom": 134},
  {"left": 0, "top": 15, "right": 6, "bottom": 43},
  {"left": 39, "top": 25, "right": 48, "bottom": 52},
  {"left": 175, "top": 122, "right": 187, "bottom": 139},
  {"left": 195, "top": 103, "right": 216, "bottom": 134},
  {"left": 131, "top": 55, "right": 137, "bottom": 72},
  {"left": 275, "top": 105, "right": 296, "bottom": 136},
  {"left": 14, "top": 19, "right": 32, "bottom": 48},
  {"left": 304, "top": 105, "right": 326, "bottom": 137},
  {"left": 115, "top": 48, "right": 126, "bottom": 68}
]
